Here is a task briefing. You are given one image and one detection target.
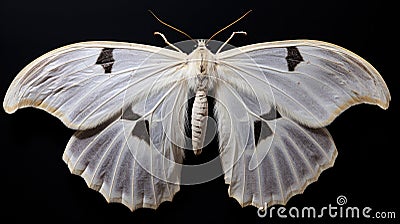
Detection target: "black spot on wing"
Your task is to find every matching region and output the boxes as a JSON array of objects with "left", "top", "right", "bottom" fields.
[
  {"left": 260, "top": 107, "right": 281, "bottom": 120},
  {"left": 132, "top": 120, "right": 150, "bottom": 145},
  {"left": 254, "top": 108, "right": 281, "bottom": 146},
  {"left": 254, "top": 120, "right": 273, "bottom": 147},
  {"left": 122, "top": 107, "right": 141, "bottom": 121},
  {"left": 285, "top": 46, "right": 304, "bottom": 71},
  {"left": 96, "top": 48, "right": 115, "bottom": 73},
  {"left": 122, "top": 107, "right": 150, "bottom": 145}
]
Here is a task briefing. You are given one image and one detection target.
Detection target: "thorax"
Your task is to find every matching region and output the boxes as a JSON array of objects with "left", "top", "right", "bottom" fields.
[{"left": 186, "top": 41, "right": 216, "bottom": 91}]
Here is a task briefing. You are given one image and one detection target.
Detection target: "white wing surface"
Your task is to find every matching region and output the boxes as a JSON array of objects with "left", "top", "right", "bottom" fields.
[
  {"left": 3, "top": 41, "right": 186, "bottom": 130},
  {"left": 217, "top": 40, "right": 390, "bottom": 128},
  {"left": 3, "top": 41, "right": 188, "bottom": 210},
  {"left": 215, "top": 40, "right": 390, "bottom": 208}
]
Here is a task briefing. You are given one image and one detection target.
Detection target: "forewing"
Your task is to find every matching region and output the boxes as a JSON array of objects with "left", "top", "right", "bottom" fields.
[
  {"left": 3, "top": 41, "right": 186, "bottom": 130},
  {"left": 217, "top": 40, "right": 390, "bottom": 128}
]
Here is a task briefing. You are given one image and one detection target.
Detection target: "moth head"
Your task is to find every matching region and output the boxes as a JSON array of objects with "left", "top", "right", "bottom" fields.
[
  {"left": 192, "top": 40, "right": 209, "bottom": 52},
  {"left": 197, "top": 40, "right": 207, "bottom": 49}
]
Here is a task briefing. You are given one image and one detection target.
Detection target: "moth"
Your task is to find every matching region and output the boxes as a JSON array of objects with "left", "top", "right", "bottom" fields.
[{"left": 3, "top": 12, "right": 390, "bottom": 212}]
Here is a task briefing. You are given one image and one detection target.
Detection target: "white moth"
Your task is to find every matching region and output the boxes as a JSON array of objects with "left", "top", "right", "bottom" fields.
[{"left": 3, "top": 17, "right": 390, "bottom": 211}]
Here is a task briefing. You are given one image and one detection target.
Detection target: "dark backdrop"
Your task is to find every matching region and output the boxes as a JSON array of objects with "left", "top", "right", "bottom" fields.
[{"left": 1, "top": 0, "right": 398, "bottom": 223}]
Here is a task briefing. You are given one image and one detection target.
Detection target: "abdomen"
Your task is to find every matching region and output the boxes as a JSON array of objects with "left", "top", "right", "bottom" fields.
[{"left": 191, "top": 89, "right": 208, "bottom": 155}]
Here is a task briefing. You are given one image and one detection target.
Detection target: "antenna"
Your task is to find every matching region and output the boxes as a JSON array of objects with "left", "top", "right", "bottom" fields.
[
  {"left": 149, "top": 10, "right": 195, "bottom": 42},
  {"left": 207, "top": 10, "right": 252, "bottom": 44}
]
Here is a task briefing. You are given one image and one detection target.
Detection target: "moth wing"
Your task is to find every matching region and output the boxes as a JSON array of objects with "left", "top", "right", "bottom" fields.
[
  {"left": 63, "top": 77, "right": 189, "bottom": 211},
  {"left": 3, "top": 41, "right": 186, "bottom": 130},
  {"left": 217, "top": 40, "right": 390, "bottom": 128},
  {"left": 214, "top": 40, "right": 389, "bottom": 207},
  {"left": 214, "top": 81, "right": 337, "bottom": 207},
  {"left": 4, "top": 41, "right": 189, "bottom": 210}
]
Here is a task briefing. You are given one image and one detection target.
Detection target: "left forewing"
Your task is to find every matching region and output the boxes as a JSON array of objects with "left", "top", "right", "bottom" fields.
[{"left": 3, "top": 41, "right": 186, "bottom": 130}]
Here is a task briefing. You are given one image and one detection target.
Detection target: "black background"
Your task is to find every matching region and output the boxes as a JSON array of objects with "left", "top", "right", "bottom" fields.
[{"left": 1, "top": 0, "right": 398, "bottom": 223}]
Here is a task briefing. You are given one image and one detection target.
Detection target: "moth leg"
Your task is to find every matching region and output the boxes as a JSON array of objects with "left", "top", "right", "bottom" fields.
[
  {"left": 216, "top": 31, "right": 247, "bottom": 54},
  {"left": 154, "top": 32, "right": 184, "bottom": 53}
]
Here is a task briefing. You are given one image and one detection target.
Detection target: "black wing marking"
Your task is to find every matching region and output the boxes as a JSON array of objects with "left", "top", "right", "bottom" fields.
[
  {"left": 285, "top": 46, "right": 304, "bottom": 71},
  {"left": 96, "top": 48, "right": 115, "bottom": 73}
]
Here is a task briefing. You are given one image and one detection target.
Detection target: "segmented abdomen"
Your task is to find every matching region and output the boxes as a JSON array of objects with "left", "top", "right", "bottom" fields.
[{"left": 191, "top": 89, "right": 208, "bottom": 155}]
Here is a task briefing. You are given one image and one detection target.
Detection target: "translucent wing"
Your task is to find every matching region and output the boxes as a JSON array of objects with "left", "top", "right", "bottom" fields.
[
  {"left": 214, "top": 82, "right": 337, "bottom": 207},
  {"left": 3, "top": 41, "right": 188, "bottom": 210},
  {"left": 3, "top": 41, "right": 186, "bottom": 130},
  {"left": 63, "top": 81, "right": 188, "bottom": 210},
  {"left": 217, "top": 40, "right": 390, "bottom": 128},
  {"left": 214, "top": 40, "right": 390, "bottom": 208}
]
